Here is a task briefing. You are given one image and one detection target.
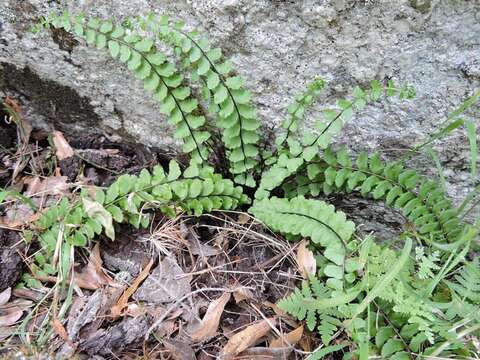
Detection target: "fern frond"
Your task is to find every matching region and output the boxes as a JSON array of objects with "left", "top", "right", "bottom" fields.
[
  {"left": 250, "top": 196, "right": 358, "bottom": 291},
  {"left": 277, "top": 277, "right": 358, "bottom": 330},
  {"left": 255, "top": 81, "right": 415, "bottom": 199},
  {"left": 37, "top": 160, "right": 248, "bottom": 253},
  {"left": 299, "top": 80, "right": 414, "bottom": 162},
  {"left": 445, "top": 258, "right": 480, "bottom": 303},
  {"left": 134, "top": 14, "right": 260, "bottom": 186},
  {"left": 46, "top": 12, "right": 211, "bottom": 166},
  {"left": 285, "top": 147, "right": 463, "bottom": 243},
  {"left": 277, "top": 77, "right": 326, "bottom": 148},
  {"left": 104, "top": 161, "right": 249, "bottom": 217},
  {"left": 415, "top": 247, "right": 441, "bottom": 280},
  {"left": 250, "top": 196, "right": 355, "bottom": 246},
  {"left": 318, "top": 312, "right": 343, "bottom": 345}
]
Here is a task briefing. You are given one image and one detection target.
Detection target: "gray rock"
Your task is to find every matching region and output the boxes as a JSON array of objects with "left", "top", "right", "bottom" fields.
[{"left": 0, "top": 1, "right": 479, "bottom": 236}]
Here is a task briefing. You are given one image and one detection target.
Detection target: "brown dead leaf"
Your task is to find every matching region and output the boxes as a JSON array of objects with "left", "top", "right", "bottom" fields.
[
  {"left": 0, "top": 309, "right": 23, "bottom": 327},
  {"left": 12, "top": 288, "right": 43, "bottom": 301},
  {"left": 269, "top": 325, "right": 304, "bottom": 348},
  {"left": 220, "top": 318, "right": 276, "bottom": 359},
  {"left": 297, "top": 240, "right": 316, "bottom": 278},
  {"left": 25, "top": 176, "right": 69, "bottom": 196},
  {"left": 52, "top": 131, "right": 74, "bottom": 160},
  {"left": 189, "top": 292, "right": 231, "bottom": 342},
  {"left": 110, "top": 258, "right": 154, "bottom": 317},
  {"left": 75, "top": 244, "right": 118, "bottom": 290},
  {"left": 104, "top": 149, "right": 120, "bottom": 155},
  {"left": 2, "top": 202, "right": 39, "bottom": 228},
  {"left": 237, "top": 213, "right": 250, "bottom": 224},
  {"left": 52, "top": 317, "right": 74, "bottom": 348},
  {"left": 233, "top": 287, "right": 254, "bottom": 304},
  {"left": 0, "top": 288, "right": 11, "bottom": 306},
  {"left": 164, "top": 340, "right": 196, "bottom": 360},
  {"left": 298, "top": 334, "right": 313, "bottom": 352}
]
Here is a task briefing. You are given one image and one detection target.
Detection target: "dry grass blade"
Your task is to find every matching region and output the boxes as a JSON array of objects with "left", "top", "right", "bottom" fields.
[
  {"left": 110, "top": 258, "right": 154, "bottom": 317},
  {"left": 188, "top": 292, "right": 231, "bottom": 342},
  {"left": 220, "top": 318, "right": 276, "bottom": 359},
  {"left": 296, "top": 240, "right": 316, "bottom": 278},
  {"left": 52, "top": 131, "right": 74, "bottom": 160},
  {"left": 269, "top": 325, "right": 303, "bottom": 348}
]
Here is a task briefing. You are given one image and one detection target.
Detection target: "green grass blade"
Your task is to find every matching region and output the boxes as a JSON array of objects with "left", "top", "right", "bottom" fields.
[
  {"left": 346, "top": 237, "right": 412, "bottom": 323},
  {"left": 466, "top": 120, "right": 477, "bottom": 181}
]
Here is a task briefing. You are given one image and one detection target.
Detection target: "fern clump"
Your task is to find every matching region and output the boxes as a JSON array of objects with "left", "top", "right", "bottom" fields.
[{"left": 20, "top": 9, "right": 480, "bottom": 359}]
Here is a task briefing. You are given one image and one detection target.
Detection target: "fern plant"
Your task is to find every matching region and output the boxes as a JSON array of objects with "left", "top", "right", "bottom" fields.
[{"left": 21, "top": 9, "right": 480, "bottom": 359}]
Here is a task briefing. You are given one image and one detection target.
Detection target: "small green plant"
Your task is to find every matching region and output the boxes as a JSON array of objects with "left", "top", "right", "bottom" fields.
[{"left": 18, "top": 10, "right": 480, "bottom": 358}]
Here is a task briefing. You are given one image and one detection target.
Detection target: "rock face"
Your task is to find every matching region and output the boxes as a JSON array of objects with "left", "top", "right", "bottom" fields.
[{"left": 0, "top": 1, "right": 479, "bottom": 210}]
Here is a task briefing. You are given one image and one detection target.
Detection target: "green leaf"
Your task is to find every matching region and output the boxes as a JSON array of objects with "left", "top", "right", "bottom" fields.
[
  {"left": 370, "top": 80, "right": 382, "bottom": 100},
  {"left": 324, "top": 244, "right": 345, "bottom": 266},
  {"left": 375, "top": 327, "right": 395, "bottom": 347},
  {"left": 216, "top": 61, "right": 233, "bottom": 74},
  {"left": 119, "top": 45, "right": 131, "bottom": 62},
  {"left": 381, "top": 339, "right": 404, "bottom": 358},
  {"left": 111, "top": 26, "right": 125, "bottom": 38},
  {"left": 85, "top": 29, "right": 96, "bottom": 45},
  {"left": 324, "top": 264, "right": 343, "bottom": 279},
  {"left": 214, "top": 85, "right": 228, "bottom": 104},
  {"left": 197, "top": 57, "right": 210, "bottom": 75},
  {"left": 207, "top": 48, "right": 222, "bottom": 62},
  {"left": 466, "top": 120, "right": 477, "bottom": 181},
  {"left": 108, "top": 40, "right": 120, "bottom": 58},
  {"left": 127, "top": 52, "right": 142, "bottom": 70},
  {"left": 189, "top": 46, "right": 202, "bottom": 62},
  {"left": 72, "top": 231, "right": 87, "bottom": 246},
  {"left": 82, "top": 198, "right": 115, "bottom": 240},
  {"left": 225, "top": 76, "right": 243, "bottom": 90},
  {"left": 107, "top": 205, "right": 124, "bottom": 223},
  {"left": 134, "top": 38, "right": 154, "bottom": 52},
  {"left": 147, "top": 52, "right": 166, "bottom": 65},
  {"left": 206, "top": 71, "right": 220, "bottom": 90},
  {"left": 167, "top": 161, "right": 181, "bottom": 181},
  {"left": 189, "top": 179, "right": 203, "bottom": 198},
  {"left": 99, "top": 21, "right": 113, "bottom": 34},
  {"left": 144, "top": 73, "right": 160, "bottom": 91}
]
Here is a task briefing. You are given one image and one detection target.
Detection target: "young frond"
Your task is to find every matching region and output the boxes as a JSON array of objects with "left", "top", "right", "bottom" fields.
[
  {"left": 135, "top": 14, "right": 261, "bottom": 187},
  {"left": 46, "top": 12, "right": 211, "bottom": 166}
]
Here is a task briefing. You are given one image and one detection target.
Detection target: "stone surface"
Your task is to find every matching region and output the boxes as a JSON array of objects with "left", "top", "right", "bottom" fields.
[{"left": 0, "top": 1, "right": 479, "bottom": 224}]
